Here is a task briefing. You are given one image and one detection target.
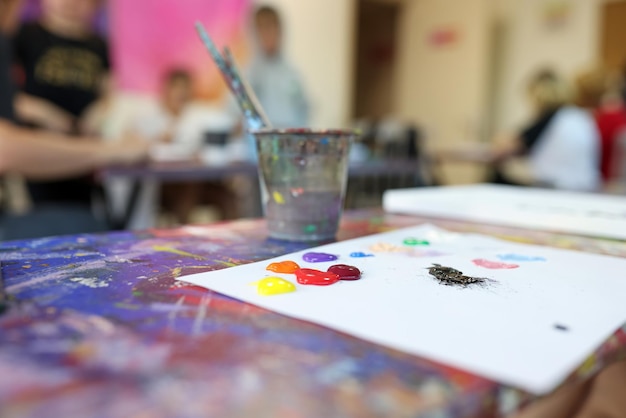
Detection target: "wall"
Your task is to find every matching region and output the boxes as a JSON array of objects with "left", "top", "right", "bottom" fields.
[
  {"left": 394, "top": 0, "right": 492, "bottom": 145},
  {"left": 494, "top": 0, "right": 610, "bottom": 132},
  {"left": 388, "top": 0, "right": 618, "bottom": 183},
  {"left": 105, "top": 0, "right": 356, "bottom": 138},
  {"left": 393, "top": 0, "right": 493, "bottom": 183},
  {"left": 253, "top": 0, "right": 357, "bottom": 128}
]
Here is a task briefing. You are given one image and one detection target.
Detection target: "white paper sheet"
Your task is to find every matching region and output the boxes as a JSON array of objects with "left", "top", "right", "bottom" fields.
[
  {"left": 383, "top": 184, "right": 626, "bottom": 240},
  {"left": 178, "top": 225, "right": 626, "bottom": 395}
]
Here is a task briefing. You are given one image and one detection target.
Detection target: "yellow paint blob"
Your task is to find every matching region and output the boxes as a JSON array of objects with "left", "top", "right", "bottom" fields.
[
  {"left": 273, "top": 191, "right": 286, "bottom": 204},
  {"left": 256, "top": 277, "right": 297, "bottom": 296}
]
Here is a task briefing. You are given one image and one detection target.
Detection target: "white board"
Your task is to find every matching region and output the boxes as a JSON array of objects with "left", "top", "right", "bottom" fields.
[
  {"left": 178, "top": 225, "right": 626, "bottom": 395},
  {"left": 383, "top": 184, "right": 626, "bottom": 240}
]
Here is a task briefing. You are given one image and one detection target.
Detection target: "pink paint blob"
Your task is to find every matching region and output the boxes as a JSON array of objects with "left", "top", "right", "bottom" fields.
[
  {"left": 472, "top": 259, "right": 519, "bottom": 270},
  {"left": 295, "top": 268, "right": 340, "bottom": 286}
]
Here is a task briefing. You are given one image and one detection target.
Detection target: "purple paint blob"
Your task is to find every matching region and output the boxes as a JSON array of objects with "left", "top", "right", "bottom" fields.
[
  {"left": 350, "top": 252, "right": 374, "bottom": 258},
  {"left": 302, "top": 252, "right": 338, "bottom": 263}
]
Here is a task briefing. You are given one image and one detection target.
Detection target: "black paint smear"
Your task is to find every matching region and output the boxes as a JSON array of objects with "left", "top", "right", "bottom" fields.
[
  {"left": 426, "top": 263, "right": 488, "bottom": 288},
  {"left": 554, "top": 324, "right": 569, "bottom": 332}
]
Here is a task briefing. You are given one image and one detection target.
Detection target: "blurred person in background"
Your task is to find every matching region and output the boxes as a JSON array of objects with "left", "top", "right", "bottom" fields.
[
  {"left": 1, "top": 0, "right": 145, "bottom": 179},
  {"left": 0, "top": 0, "right": 148, "bottom": 239},
  {"left": 441, "top": 69, "right": 600, "bottom": 192},
  {"left": 134, "top": 69, "right": 202, "bottom": 153},
  {"left": 13, "top": 0, "right": 110, "bottom": 134},
  {"left": 491, "top": 69, "right": 600, "bottom": 191},
  {"left": 248, "top": 5, "right": 309, "bottom": 128},
  {"left": 229, "top": 4, "right": 310, "bottom": 163},
  {"left": 11, "top": 0, "right": 112, "bottom": 234},
  {"left": 575, "top": 68, "right": 626, "bottom": 185},
  {"left": 130, "top": 69, "right": 237, "bottom": 226}
]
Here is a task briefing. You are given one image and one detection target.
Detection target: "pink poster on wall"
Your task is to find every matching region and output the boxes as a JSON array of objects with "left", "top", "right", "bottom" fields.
[{"left": 109, "top": 0, "right": 250, "bottom": 98}]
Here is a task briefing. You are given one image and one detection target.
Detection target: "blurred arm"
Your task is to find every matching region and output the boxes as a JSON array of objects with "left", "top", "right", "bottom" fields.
[
  {"left": 490, "top": 135, "right": 525, "bottom": 162},
  {"left": 435, "top": 134, "right": 525, "bottom": 164},
  {"left": 14, "top": 93, "right": 76, "bottom": 133},
  {"left": 0, "top": 120, "right": 148, "bottom": 179},
  {"left": 79, "top": 74, "right": 113, "bottom": 136}
]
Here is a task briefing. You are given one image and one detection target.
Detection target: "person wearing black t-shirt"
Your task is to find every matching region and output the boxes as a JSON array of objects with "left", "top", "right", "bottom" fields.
[
  {"left": 439, "top": 70, "right": 599, "bottom": 191},
  {"left": 13, "top": 0, "right": 109, "bottom": 131},
  {"left": 0, "top": 0, "right": 148, "bottom": 239},
  {"left": 14, "top": 21, "right": 109, "bottom": 130},
  {"left": 489, "top": 70, "right": 600, "bottom": 190},
  {"left": 13, "top": 0, "right": 110, "bottom": 211}
]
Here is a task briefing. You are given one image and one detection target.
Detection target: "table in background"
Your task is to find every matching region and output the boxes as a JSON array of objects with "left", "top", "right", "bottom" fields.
[
  {"left": 1, "top": 210, "right": 625, "bottom": 418},
  {"left": 101, "top": 159, "right": 424, "bottom": 182},
  {"left": 101, "top": 158, "right": 427, "bottom": 227}
]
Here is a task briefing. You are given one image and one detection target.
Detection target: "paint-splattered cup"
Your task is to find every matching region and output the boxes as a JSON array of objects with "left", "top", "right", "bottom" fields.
[{"left": 251, "top": 128, "right": 358, "bottom": 242}]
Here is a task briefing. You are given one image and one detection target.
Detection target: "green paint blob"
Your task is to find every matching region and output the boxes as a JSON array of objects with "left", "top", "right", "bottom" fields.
[
  {"left": 403, "top": 238, "right": 430, "bottom": 246},
  {"left": 304, "top": 224, "right": 317, "bottom": 233}
]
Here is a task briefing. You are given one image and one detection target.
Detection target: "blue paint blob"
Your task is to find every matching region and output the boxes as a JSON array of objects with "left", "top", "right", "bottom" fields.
[
  {"left": 350, "top": 252, "right": 374, "bottom": 258},
  {"left": 497, "top": 253, "right": 546, "bottom": 262}
]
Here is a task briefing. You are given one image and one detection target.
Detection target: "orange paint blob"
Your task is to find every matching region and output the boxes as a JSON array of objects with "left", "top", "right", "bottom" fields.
[{"left": 266, "top": 260, "right": 301, "bottom": 274}]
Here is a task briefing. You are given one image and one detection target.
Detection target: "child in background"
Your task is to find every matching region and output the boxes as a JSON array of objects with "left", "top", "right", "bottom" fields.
[
  {"left": 248, "top": 5, "right": 309, "bottom": 128},
  {"left": 129, "top": 69, "right": 237, "bottom": 227},
  {"left": 130, "top": 69, "right": 201, "bottom": 228},
  {"left": 134, "top": 69, "right": 202, "bottom": 153}
]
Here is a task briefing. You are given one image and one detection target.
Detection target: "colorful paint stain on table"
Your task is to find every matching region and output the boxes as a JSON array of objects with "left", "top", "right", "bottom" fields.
[
  {"left": 472, "top": 259, "right": 519, "bottom": 270},
  {"left": 272, "top": 191, "right": 286, "bottom": 204},
  {"left": 328, "top": 264, "right": 361, "bottom": 281},
  {"left": 266, "top": 260, "right": 300, "bottom": 274},
  {"left": 3, "top": 211, "right": 626, "bottom": 418},
  {"left": 302, "top": 252, "right": 338, "bottom": 263},
  {"left": 295, "top": 268, "right": 340, "bottom": 286},
  {"left": 255, "top": 277, "right": 297, "bottom": 296}
]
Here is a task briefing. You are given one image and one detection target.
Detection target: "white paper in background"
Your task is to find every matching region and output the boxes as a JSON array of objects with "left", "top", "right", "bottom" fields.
[
  {"left": 383, "top": 184, "right": 626, "bottom": 240},
  {"left": 178, "top": 225, "right": 626, "bottom": 395}
]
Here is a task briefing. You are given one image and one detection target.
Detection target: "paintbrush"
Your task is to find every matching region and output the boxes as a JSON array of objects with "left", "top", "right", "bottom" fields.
[
  {"left": 222, "top": 46, "right": 271, "bottom": 127},
  {"left": 194, "top": 22, "right": 271, "bottom": 130}
]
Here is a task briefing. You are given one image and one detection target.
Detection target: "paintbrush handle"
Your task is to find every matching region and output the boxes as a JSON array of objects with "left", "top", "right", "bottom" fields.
[
  {"left": 195, "top": 22, "right": 270, "bottom": 130},
  {"left": 222, "top": 47, "right": 272, "bottom": 128}
]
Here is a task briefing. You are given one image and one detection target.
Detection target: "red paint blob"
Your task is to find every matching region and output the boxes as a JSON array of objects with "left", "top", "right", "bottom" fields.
[
  {"left": 327, "top": 264, "right": 361, "bottom": 281},
  {"left": 266, "top": 260, "right": 300, "bottom": 274},
  {"left": 472, "top": 259, "right": 519, "bottom": 269},
  {"left": 295, "top": 268, "right": 340, "bottom": 286}
]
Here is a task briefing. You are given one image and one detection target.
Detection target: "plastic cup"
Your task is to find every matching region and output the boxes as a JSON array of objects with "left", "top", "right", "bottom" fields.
[{"left": 251, "top": 128, "right": 358, "bottom": 242}]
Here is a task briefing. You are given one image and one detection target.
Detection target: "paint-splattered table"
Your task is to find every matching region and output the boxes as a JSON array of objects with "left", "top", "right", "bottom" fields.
[{"left": 1, "top": 210, "right": 625, "bottom": 418}]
